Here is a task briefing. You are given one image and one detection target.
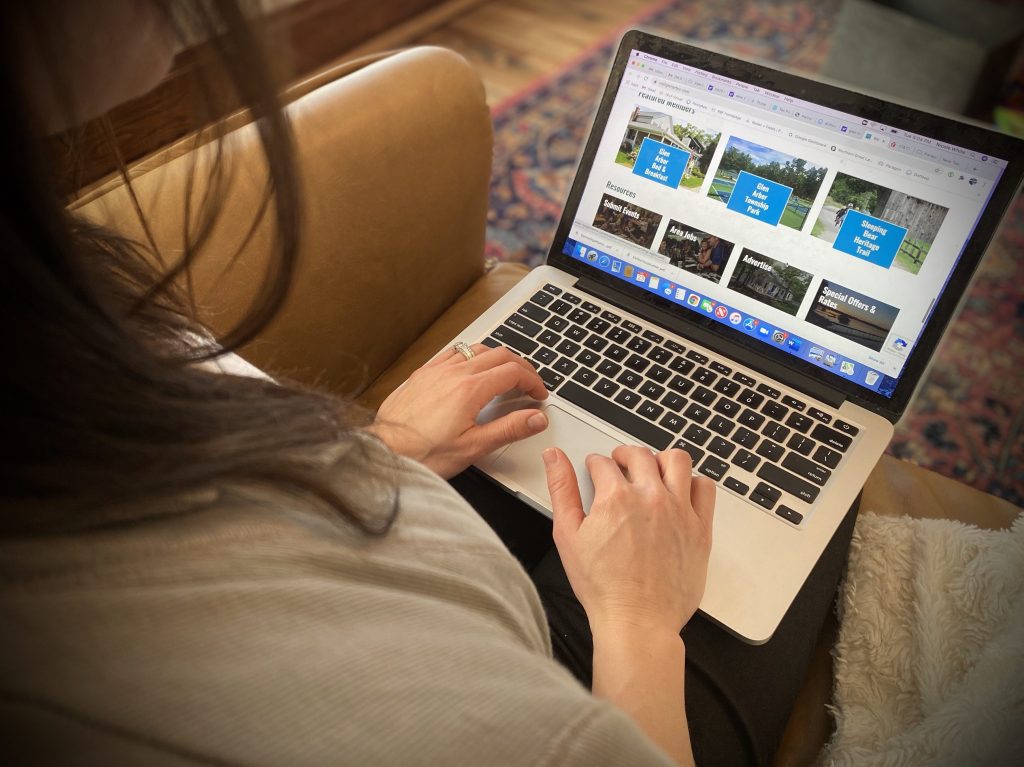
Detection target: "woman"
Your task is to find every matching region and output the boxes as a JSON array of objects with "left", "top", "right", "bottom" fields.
[
  {"left": 1, "top": 2, "right": 714, "bottom": 765},
  {"left": 1, "top": 3, "right": 850, "bottom": 765}
]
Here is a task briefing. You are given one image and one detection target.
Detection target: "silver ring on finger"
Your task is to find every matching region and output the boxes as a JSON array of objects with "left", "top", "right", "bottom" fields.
[{"left": 452, "top": 341, "right": 475, "bottom": 361}]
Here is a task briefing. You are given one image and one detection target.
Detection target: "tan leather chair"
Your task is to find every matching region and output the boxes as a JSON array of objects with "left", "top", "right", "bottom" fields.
[{"left": 69, "top": 46, "right": 1020, "bottom": 767}]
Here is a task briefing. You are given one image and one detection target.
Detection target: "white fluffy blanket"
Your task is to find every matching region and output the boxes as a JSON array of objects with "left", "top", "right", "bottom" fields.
[{"left": 817, "top": 512, "right": 1024, "bottom": 767}]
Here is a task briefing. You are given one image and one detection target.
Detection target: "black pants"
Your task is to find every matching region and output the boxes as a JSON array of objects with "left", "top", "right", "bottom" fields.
[{"left": 451, "top": 469, "right": 857, "bottom": 767}]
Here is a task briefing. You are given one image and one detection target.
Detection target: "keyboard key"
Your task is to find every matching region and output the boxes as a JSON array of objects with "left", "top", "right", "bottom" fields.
[
  {"left": 782, "top": 453, "right": 832, "bottom": 486},
  {"left": 606, "top": 344, "right": 629, "bottom": 361},
  {"left": 538, "top": 368, "right": 564, "bottom": 390},
  {"left": 638, "top": 400, "right": 664, "bottom": 421},
  {"left": 584, "top": 334, "right": 609, "bottom": 352},
  {"left": 693, "top": 367, "right": 717, "bottom": 386},
  {"left": 642, "top": 329, "right": 664, "bottom": 343},
  {"left": 686, "top": 350, "right": 709, "bottom": 365},
  {"left": 558, "top": 382, "right": 673, "bottom": 449},
  {"left": 482, "top": 336, "right": 501, "bottom": 349},
  {"left": 699, "top": 456, "right": 729, "bottom": 481},
  {"left": 757, "top": 463, "right": 820, "bottom": 503},
  {"left": 639, "top": 381, "right": 666, "bottom": 399},
  {"left": 545, "top": 316, "right": 569, "bottom": 332},
  {"left": 712, "top": 397, "right": 741, "bottom": 418},
  {"left": 555, "top": 339, "right": 581, "bottom": 356},
  {"left": 692, "top": 386, "right": 717, "bottom": 405},
  {"left": 738, "top": 389, "right": 765, "bottom": 408},
  {"left": 786, "top": 412, "right": 813, "bottom": 433},
  {"left": 625, "top": 354, "right": 650, "bottom": 373},
  {"left": 594, "top": 378, "right": 619, "bottom": 397},
  {"left": 627, "top": 337, "right": 652, "bottom": 353},
  {"left": 565, "top": 324, "right": 588, "bottom": 341},
  {"left": 548, "top": 299, "right": 571, "bottom": 316},
  {"left": 834, "top": 419, "right": 860, "bottom": 436},
  {"left": 813, "top": 445, "right": 842, "bottom": 469},
  {"left": 673, "top": 440, "right": 705, "bottom": 466},
  {"left": 670, "top": 356, "right": 695, "bottom": 375},
  {"left": 519, "top": 302, "right": 550, "bottom": 322},
  {"left": 568, "top": 309, "right": 590, "bottom": 324},
  {"left": 576, "top": 350, "right": 600, "bottom": 368},
  {"left": 622, "top": 320, "right": 642, "bottom": 333},
  {"left": 732, "top": 449, "right": 760, "bottom": 472},
  {"left": 684, "top": 403, "right": 711, "bottom": 424},
  {"left": 733, "top": 372, "right": 756, "bottom": 387},
  {"left": 710, "top": 361, "right": 732, "bottom": 376},
  {"left": 596, "top": 359, "right": 621, "bottom": 377},
  {"left": 733, "top": 427, "right": 759, "bottom": 449},
  {"left": 782, "top": 395, "right": 806, "bottom": 412},
  {"left": 562, "top": 292, "right": 582, "bottom": 305},
  {"left": 811, "top": 423, "right": 853, "bottom": 452},
  {"left": 750, "top": 489, "right": 779, "bottom": 510},
  {"left": 808, "top": 407, "right": 832, "bottom": 424},
  {"left": 533, "top": 347, "right": 558, "bottom": 366},
  {"left": 787, "top": 434, "right": 815, "bottom": 456},
  {"left": 762, "top": 421, "right": 791, "bottom": 443},
  {"left": 756, "top": 383, "right": 781, "bottom": 399},
  {"left": 756, "top": 439, "right": 785, "bottom": 462},
  {"left": 607, "top": 327, "right": 631, "bottom": 343},
  {"left": 581, "top": 300, "right": 601, "bottom": 314},
  {"left": 738, "top": 408, "right": 766, "bottom": 430},
  {"left": 600, "top": 310, "right": 622, "bottom": 323},
  {"left": 660, "top": 412, "right": 687, "bottom": 432},
  {"left": 683, "top": 423, "right": 711, "bottom": 446},
  {"left": 708, "top": 415, "right": 734, "bottom": 437},
  {"left": 553, "top": 357, "right": 578, "bottom": 375},
  {"left": 505, "top": 314, "right": 542, "bottom": 337},
  {"left": 586, "top": 317, "right": 610, "bottom": 334},
  {"left": 762, "top": 401, "right": 789, "bottom": 421},
  {"left": 648, "top": 346, "right": 673, "bottom": 364},
  {"left": 538, "top": 330, "right": 559, "bottom": 347},
  {"left": 724, "top": 477, "right": 749, "bottom": 495},
  {"left": 614, "top": 390, "right": 641, "bottom": 409},
  {"left": 490, "top": 326, "right": 538, "bottom": 355},
  {"left": 530, "top": 290, "right": 554, "bottom": 306},
  {"left": 617, "top": 370, "right": 643, "bottom": 389},
  {"left": 776, "top": 505, "right": 804, "bottom": 525},
  {"left": 542, "top": 283, "right": 562, "bottom": 296},
  {"left": 713, "top": 378, "right": 741, "bottom": 397},
  {"left": 665, "top": 340, "right": 686, "bottom": 354},
  {"left": 662, "top": 392, "right": 687, "bottom": 411},
  {"left": 669, "top": 375, "right": 695, "bottom": 396},
  {"left": 572, "top": 368, "right": 598, "bottom": 386},
  {"left": 648, "top": 365, "right": 671, "bottom": 384},
  {"left": 707, "top": 437, "right": 735, "bottom": 459}
]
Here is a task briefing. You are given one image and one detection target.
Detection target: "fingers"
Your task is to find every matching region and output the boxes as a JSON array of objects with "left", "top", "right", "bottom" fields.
[
  {"left": 655, "top": 448, "right": 695, "bottom": 497},
  {"left": 476, "top": 359, "right": 548, "bottom": 403},
  {"left": 465, "top": 408, "right": 549, "bottom": 456},
  {"left": 689, "top": 475, "right": 716, "bottom": 529},
  {"left": 544, "top": 448, "right": 585, "bottom": 545},
  {"left": 611, "top": 444, "right": 662, "bottom": 485}
]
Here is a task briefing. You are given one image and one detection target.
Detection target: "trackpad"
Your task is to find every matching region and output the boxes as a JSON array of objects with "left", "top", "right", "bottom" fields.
[{"left": 485, "top": 404, "right": 624, "bottom": 515}]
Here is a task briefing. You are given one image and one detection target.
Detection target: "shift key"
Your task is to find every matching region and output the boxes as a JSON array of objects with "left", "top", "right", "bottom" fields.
[{"left": 490, "top": 325, "right": 539, "bottom": 355}]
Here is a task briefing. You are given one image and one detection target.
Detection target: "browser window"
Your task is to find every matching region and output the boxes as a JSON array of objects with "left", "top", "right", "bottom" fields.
[{"left": 559, "top": 48, "right": 1007, "bottom": 397}]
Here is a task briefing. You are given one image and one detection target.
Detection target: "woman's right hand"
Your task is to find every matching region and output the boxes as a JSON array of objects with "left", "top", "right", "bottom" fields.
[{"left": 542, "top": 445, "right": 715, "bottom": 637}]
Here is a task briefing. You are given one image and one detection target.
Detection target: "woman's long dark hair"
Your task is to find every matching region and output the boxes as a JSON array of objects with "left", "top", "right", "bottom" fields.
[{"left": 0, "top": 0, "right": 398, "bottom": 536}]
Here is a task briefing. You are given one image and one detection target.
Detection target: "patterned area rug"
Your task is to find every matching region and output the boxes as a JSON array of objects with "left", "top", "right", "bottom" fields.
[{"left": 486, "top": 0, "right": 1024, "bottom": 506}]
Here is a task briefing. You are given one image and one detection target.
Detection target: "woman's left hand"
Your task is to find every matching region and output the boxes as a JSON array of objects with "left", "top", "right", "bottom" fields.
[{"left": 369, "top": 344, "right": 550, "bottom": 478}]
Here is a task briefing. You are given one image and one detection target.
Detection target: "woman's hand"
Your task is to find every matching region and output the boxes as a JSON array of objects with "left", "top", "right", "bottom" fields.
[
  {"left": 370, "top": 343, "right": 549, "bottom": 478},
  {"left": 543, "top": 445, "right": 715, "bottom": 636}
]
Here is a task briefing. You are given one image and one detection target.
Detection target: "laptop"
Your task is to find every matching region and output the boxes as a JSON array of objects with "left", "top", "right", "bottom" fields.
[{"left": 448, "top": 30, "right": 1024, "bottom": 643}]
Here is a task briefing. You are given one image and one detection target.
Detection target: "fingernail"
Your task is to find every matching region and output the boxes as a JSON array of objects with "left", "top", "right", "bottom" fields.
[
  {"left": 528, "top": 412, "right": 548, "bottom": 432},
  {"left": 542, "top": 448, "right": 557, "bottom": 466}
]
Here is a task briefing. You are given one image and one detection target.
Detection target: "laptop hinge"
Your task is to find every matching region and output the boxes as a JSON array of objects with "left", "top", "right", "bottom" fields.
[{"left": 576, "top": 277, "right": 847, "bottom": 409}]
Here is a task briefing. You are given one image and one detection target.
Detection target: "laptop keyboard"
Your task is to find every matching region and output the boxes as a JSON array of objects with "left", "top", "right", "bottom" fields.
[{"left": 482, "top": 284, "right": 861, "bottom": 527}]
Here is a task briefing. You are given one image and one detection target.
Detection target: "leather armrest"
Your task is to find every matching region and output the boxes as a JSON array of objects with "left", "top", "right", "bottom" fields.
[{"left": 71, "top": 46, "right": 493, "bottom": 397}]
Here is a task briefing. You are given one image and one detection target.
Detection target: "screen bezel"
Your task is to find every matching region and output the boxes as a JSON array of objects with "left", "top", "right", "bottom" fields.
[{"left": 545, "top": 30, "right": 1024, "bottom": 421}]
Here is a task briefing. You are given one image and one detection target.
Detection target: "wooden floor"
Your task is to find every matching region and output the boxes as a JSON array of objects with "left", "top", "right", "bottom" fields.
[{"left": 362, "top": 0, "right": 661, "bottom": 106}]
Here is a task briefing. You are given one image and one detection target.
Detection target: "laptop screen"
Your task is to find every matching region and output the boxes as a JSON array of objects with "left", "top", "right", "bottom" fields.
[{"left": 552, "top": 38, "right": 1015, "bottom": 405}]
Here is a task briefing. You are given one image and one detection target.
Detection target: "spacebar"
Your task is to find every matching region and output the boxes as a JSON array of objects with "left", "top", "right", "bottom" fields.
[{"left": 558, "top": 382, "right": 674, "bottom": 449}]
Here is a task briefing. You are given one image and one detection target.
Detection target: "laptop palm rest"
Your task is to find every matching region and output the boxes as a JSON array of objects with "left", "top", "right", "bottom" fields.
[{"left": 480, "top": 401, "right": 625, "bottom": 516}]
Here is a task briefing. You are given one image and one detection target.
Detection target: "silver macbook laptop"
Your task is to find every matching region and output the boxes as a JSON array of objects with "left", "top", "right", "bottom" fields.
[{"left": 448, "top": 31, "right": 1024, "bottom": 643}]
